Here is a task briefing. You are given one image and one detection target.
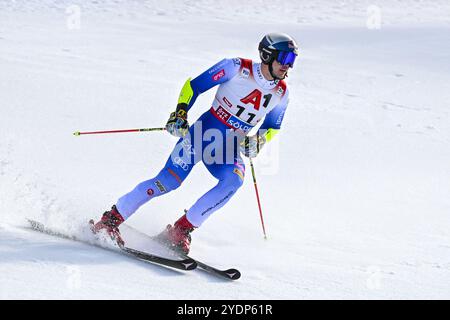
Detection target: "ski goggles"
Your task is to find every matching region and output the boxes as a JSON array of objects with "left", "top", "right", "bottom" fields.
[{"left": 276, "top": 51, "right": 297, "bottom": 67}]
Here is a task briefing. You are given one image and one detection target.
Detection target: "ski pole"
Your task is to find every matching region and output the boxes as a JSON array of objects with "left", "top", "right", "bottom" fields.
[
  {"left": 249, "top": 158, "right": 268, "bottom": 240},
  {"left": 73, "top": 127, "right": 166, "bottom": 136}
]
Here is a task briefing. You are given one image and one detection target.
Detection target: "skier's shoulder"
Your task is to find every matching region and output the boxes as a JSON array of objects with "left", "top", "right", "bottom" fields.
[
  {"left": 231, "top": 57, "right": 249, "bottom": 66},
  {"left": 231, "top": 57, "right": 254, "bottom": 70},
  {"left": 225, "top": 57, "right": 255, "bottom": 73},
  {"left": 224, "top": 57, "right": 255, "bottom": 79}
]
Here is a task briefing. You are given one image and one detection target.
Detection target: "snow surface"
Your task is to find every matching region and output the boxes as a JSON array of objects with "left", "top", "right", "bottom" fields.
[{"left": 1, "top": 0, "right": 450, "bottom": 299}]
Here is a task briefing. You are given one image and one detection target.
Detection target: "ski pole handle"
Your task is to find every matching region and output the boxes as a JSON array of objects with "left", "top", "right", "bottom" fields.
[
  {"left": 73, "top": 127, "right": 166, "bottom": 136},
  {"left": 249, "top": 158, "right": 268, "bottom": 240}
]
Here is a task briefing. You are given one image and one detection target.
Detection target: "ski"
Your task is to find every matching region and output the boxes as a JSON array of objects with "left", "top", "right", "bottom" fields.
[
  {"left": 185, "top": 255, "right": 241, "bottom": 281},
  {"left": 26, "top": 219, "right": 197, "bottom": 272},
  {"left": 121, "top": 247, "right": 197, "bottom": 271},
  {"left": 150, "top": 232, "right": 242, "bottom": 281}
]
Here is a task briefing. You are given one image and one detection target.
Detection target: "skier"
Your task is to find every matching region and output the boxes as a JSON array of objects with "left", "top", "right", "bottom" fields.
[{"left": 91, "top": 33, "right": 299, "bottom": 254}]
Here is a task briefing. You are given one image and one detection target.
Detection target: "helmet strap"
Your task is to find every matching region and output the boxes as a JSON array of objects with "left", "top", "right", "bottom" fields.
[
  {"left": 268, "top": 60, "right": 286, "bottom": 81},
  {"left": 260, "top": 49, "right": 287, "bottom": 81}
]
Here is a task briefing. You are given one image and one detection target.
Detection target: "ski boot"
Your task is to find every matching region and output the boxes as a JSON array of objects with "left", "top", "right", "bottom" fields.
[
  {"left": 90, "top": 205, "right": 125, "bottom": 248},
  {"left": 158, "top": 214, "right": 195, "bottom": 255}
]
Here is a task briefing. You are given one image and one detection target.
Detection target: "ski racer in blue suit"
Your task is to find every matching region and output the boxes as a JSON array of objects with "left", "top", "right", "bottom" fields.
[{"left": 91, "top": 33, "right": 299, "bottom": 253}]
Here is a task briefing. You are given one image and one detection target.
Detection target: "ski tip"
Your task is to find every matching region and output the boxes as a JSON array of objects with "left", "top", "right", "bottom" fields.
[
  {"left": 181, "top": 258, "right": 198, "bottom": 271},
  {"left": 73, "top": 131, "right": 81, "bottom": 136},
  {"left": 225, "top": 268, "right": 241, "bottom": 280}
]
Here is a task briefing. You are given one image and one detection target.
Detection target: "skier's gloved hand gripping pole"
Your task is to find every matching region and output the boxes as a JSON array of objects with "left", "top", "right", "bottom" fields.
[
  {"left": 165, "top": 103, "right": 189, "bottom": 137},
  {"left": 240, "top": 132, "right": 266, "bottom": 158}
]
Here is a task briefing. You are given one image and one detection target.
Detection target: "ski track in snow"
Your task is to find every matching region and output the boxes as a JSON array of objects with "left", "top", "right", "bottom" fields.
[{"left": 1, "top": 0, "right": 450, "bottom": 299}]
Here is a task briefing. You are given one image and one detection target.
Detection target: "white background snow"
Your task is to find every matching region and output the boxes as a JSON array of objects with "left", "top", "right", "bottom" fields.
[{"left": 1, "top": 0, "right": 450, "bottom": 299}]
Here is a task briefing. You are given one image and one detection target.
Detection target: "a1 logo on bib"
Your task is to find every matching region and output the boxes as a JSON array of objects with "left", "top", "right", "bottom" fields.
[
  {"left": 240, "top": 89, "right": 272, "bottom": 111},
  {"left": 241, "top": 89, "right": 262, "bottom": 110}
]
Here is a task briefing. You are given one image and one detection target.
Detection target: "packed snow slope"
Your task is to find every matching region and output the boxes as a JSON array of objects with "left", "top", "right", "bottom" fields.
[{"left": 1, "top": 0, "right": 450, "bottom": 299}]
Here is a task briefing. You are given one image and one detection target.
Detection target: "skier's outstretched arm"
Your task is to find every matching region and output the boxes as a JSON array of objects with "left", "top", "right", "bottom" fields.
[{"left": 165, "top": 58, "right": 241, "bottom": 137}]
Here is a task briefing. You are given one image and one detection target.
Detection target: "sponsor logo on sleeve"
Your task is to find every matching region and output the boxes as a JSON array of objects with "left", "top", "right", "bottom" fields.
[
  {"left": 147, "top": 188, "right": 154, "bottom": 196},
  {"left": 212, "top": 69, "right": 225, "bottom": 81}
]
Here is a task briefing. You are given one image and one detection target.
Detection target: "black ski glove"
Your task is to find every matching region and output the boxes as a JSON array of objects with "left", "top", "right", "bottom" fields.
[{"left": 166, "top": 103, "right": 189, "bottom": 137}]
